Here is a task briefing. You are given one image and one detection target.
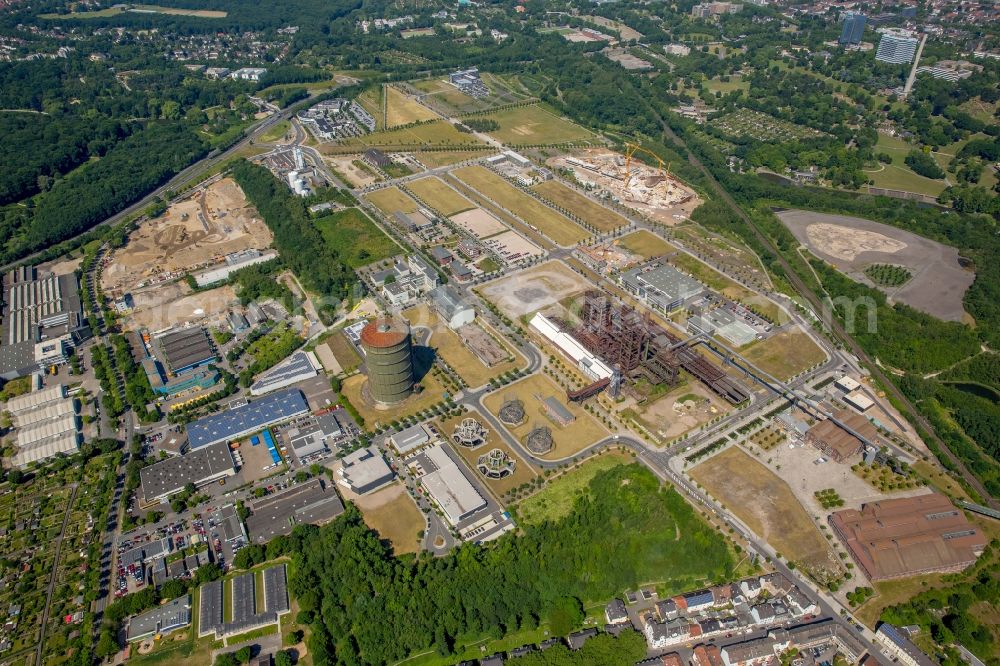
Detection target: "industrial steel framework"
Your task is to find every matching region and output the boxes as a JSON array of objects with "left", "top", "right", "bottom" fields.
[{"left": 571, "top": 290, "right": 750, "bottom": 404}]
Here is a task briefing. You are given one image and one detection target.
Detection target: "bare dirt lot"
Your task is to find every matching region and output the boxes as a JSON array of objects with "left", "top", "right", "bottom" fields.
[
  {"left": 333, "top": 476, "right": 424, "bottom": 555},
  {"left": 626, "top": 380, "right": 731, "bottom": 442},
  {"left": 478, "top": 260, "right": 595, "bottom": 319},
  {"left": 549, "top": 148, "right": 701, "bottom": 225},
  {"left": 691, "top": 446, "right": 842, "bottom": 579},
  {"left": 326, "top": 155, "right": 382, "bottom": 188},
  {"left": 776, "top": 209, "right": 974, "bottom": 322},
  {"left": 102, "top": 178, "right": 273, "bottom": 297},
  {"left": 128, "top": 284, "right": 238, "bottom": 331}
]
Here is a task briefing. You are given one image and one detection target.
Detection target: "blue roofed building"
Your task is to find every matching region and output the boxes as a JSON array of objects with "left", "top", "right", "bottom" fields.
[{"left": 186, "top": 389, "right": 310, "bottom": 450}]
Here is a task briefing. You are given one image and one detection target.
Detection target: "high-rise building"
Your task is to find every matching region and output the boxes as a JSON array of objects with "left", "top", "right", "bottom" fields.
[
  {"left": 360, "top": 316, "right": 415, "bottom": 406},
  {"left": 839, "top": 12, "right": 866, "bottom": 45},
  {"left": 876, "top": 29, "right": 920, "bottom": 64}
]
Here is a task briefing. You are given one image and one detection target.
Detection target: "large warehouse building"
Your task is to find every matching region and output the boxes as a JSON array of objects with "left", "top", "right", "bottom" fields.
[
  {"left": 621, "top": 262, "right": 704, "bottom": 313},
  {"left": 420, "top": 443, "right": 486, "bottom": 526},
  {"left": 0, "top": 266, "right": 90, "bottom": 379},
  {"left": 805, "top": 409, "right": 879, "bottom": 462},
  {"left": 829, "top": 493, "right": 987, "bottom": 581},
  {"left": 156, "top": 327, "right": 217, "bottom": 375},
  {"left": 140, "top": 441, "right": 237, "bottom": 505},
  {"left": 185, "top": 389, "right": 310, "bottom": 450},
  {"left": 530, "top": 312, "right": 613, "bottom": 381}
]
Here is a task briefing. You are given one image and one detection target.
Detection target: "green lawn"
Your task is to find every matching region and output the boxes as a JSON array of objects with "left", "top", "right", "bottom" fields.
[
  {"left": 514, "top": 451, "right": 634, "bottom": 525},
  {"left": 866, "top": 133, "right": 948, "bottom": 197},
  {"left": 315, "top": 207, "right": 400, "bottom": 268}
]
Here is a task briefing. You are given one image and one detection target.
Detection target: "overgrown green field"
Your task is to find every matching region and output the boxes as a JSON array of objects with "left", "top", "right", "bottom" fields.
[{"left": 315, "top": 207, "right": 399, "bottom": 268}]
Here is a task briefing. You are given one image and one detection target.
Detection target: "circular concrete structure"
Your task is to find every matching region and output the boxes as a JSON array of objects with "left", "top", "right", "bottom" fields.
[
  {"left": 499, "top": 398, "right": 525, "bottom": 426},
  {"left": 525, "top": 425, "right": 553, "bottom": 455},
  {"left": 361, "top": 316, "right": 415, "bottom": 406}
]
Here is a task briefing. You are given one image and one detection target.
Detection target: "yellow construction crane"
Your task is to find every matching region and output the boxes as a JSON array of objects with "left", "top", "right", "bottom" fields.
[{"left": 624, "top": 142, "right": 670, "bottom": 189}]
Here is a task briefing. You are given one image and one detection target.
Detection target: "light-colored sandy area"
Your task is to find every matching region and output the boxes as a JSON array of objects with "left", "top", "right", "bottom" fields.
[
  {"left": 43, "top": 256, "right": 84, "bottom": 275},
  {"left": 128, "top": 284, "right": 238, "bottom": 332},
  {"left": 479, "top": 260, "right": 594, "bottom": 319},
  {"left": 778, "top": 209, "right": 975, "bottom": 322},
  {"left": 450, "top": 207, "right": 508, "bottom": 238},
  {"left": 630, "top": 381, "right": 731, "bottom": 441},
  {"left": 548, "top": 148, "right": 701, "bottom": 224},
  {"left": 101, "top": 178, "right": 272, "bottom": 296},
  {"left": 326, "top": 155, "right": 381, "bottom": 187},
  {"left": 760, "top": 437, "right": 932, "bottom": 516},
  {"left": 805, "top": 223, "right": 907, "bottom": 262}
]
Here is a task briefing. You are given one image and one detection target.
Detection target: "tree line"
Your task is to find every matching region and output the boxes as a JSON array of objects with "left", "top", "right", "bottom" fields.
[{"left": 275, "top": 463, "right": 732, "bottom": 665}]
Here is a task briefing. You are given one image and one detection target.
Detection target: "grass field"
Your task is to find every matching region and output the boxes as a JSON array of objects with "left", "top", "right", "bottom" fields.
[
  {"left": 439, "top": 412, "right": 540, "bottom": 497},
  {"left": 386, "top": 86, "right": 439, "bottom": 127},
  {"left": 401, "top": 304, "right": 524, "bottom": 388},
  {"left": 258, "top": 120, "right": 291, "bottom": 143},
  {"left": 691, "top": 447, "right": 839, "bottom": 577},
  {"left": 342, "top": 369, "right": 450, "bottom": 427},
  {"left": 365, "top": 187, "right": 419, "bottom": 216},
  {"left": 356, "top": 483, "right": 424, "bottom": 555},
  {"left": 704, "top": 75, "right": 749, "bottom": 94},
  {"left": 740, "top": 329, "right": 827, "bottom": 380},
  {"left": 452, "top": 166, "right": 589, "bottom": 246},
  {"left": 324, "top": 330, "right": 361, "bottom": 374},
  {"left": 866, "top": 133, "right": 949, "bottom": 197},
  {"left": 314, "top": 207, "right": 399, "bottom": 268},
  {"left": 515, "top": 450, "right": 634, "bottom": 524},
  {"left": 406, "top": 176, "right": 474, "bottom": 216},
  {"left": 416, "top": 150, "right": 494, "bottom": 168},
  {"left": 483, "top": 373, "right": 608, "bottom": 460},
  {"left": 481, "top": 104, "right": 597, "bottom": 145},
  {"left": 619, "top": 229, "right": 673, "bottom": 258},
  {"left": 337, "top": 120, "right": 483, "bottom": 149},
  {"left": 531, "top": 180, "right": 629, "bottom": 232}
]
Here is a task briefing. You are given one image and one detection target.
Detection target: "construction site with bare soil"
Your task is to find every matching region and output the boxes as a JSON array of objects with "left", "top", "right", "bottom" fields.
[
  {"left": 100, "top": 177, "right": 274, "bottom": 329},
  {"left": 548, "top": 147, "right": 701, "bottom": 224},
  {"left": 101, "top": 177, "right": 273, "bottom": 297}
]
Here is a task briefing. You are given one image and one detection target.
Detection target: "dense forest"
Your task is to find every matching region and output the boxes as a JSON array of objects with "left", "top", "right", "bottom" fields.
[
  {"left": 279, "top": 464, "right": 732, "bottom": 665},
  {"left": 231, "top": 161, "right": 358, "bottom": 301},
  {"left": 0, "top": 122, "right": 206, "bottom": 263}
]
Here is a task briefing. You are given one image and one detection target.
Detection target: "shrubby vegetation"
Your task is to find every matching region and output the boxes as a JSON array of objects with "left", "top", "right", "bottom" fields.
[
  {"left": 905, "top": 149, "right": 946, "bottom": 179},
  {"left": 880, "top": 541, "right": 998, "bottom": 665}
]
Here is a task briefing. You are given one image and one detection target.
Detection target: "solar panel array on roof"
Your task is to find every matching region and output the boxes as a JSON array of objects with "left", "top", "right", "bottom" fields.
[
  {"left": 232, "top": 573, "right": 256, "bottom": 623},
  {"left": 158, "top": 327, "right": 216, "bottom": 373},
  {"left": 249, "top": 350, "right": 319, "bottom": 396},
  {"left": 198, "top": 580, "right": 223, "bottom": 637},
  {"left": 263, "top": 565, "right": 289, "bottom": 614},
  {"left": 185, "top": 389, "right": 310, "bottom": 449}
]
